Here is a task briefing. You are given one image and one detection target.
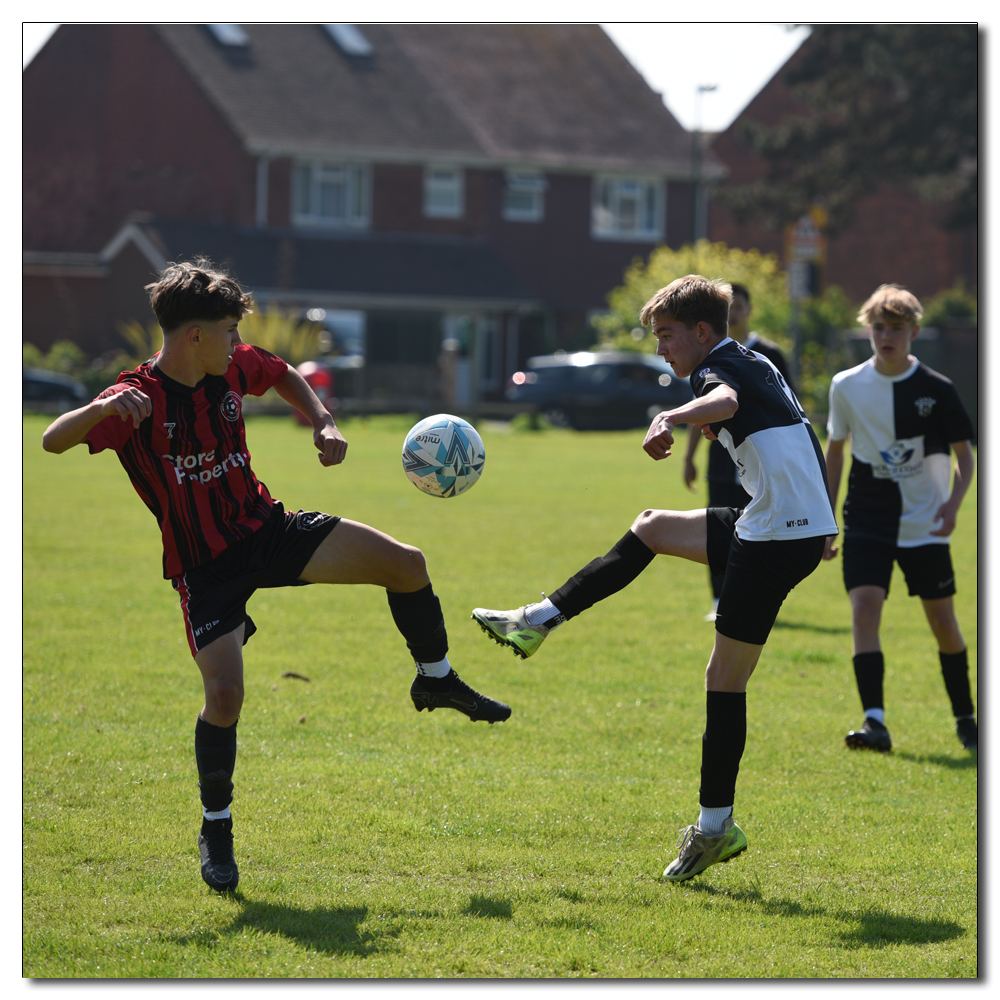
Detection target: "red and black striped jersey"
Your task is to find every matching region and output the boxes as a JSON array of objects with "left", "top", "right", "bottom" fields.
[{"left": 86, "top": 344, "right": 290, "bottom": 578}]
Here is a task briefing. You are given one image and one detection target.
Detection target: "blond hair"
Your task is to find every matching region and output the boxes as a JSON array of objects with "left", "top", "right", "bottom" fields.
[
  {"left": 857, "top": 284, "right": 923, "bottom": 326},
  {"left": 639, "top": 275, "right": 733, "bottom": 338}
]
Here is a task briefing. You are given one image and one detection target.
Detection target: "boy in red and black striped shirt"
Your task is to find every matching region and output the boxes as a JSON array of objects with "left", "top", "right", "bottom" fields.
[{"left": 43, "top": 259, "right": 510, "bottom": 893}]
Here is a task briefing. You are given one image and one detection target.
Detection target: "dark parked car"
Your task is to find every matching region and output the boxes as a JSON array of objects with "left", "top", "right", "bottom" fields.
[
  {"left": 22, "top": 367, "right": 88, "bottom": 410},
  {"left": 505, "top": 351, "right": 693, "bottom": 430}
]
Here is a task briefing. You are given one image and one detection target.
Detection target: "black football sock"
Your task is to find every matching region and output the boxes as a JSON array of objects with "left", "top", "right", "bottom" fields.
[
  {"left": 699, "top": 691, "right": 747, "bottom": 809},
  {"left": 940, "top": 649, "right": 975, "bottom": 718},
  {"left": 195, "top": 716, "right": 237, "bottom": 816},
  {"left": 853, "top": 652, "right": 885, "bottom": 713},
  {"left": 547, "top": 529, "right": 656, "bottom": 621},
  {"left": 386, "top": 584, "right": 449, "bottom": 665}
]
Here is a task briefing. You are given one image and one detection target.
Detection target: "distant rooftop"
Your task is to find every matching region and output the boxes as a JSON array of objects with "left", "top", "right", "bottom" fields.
[{"left": 152, "top": 24, "right": 721, "bottom": 178}]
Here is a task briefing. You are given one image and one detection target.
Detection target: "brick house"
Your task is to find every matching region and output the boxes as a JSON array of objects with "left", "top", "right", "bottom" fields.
[
  {"left": 707, "top": 38, "right": 977, "bottom": 304},
  {"left": 23, "top": 23, "right": 721, "bottom": 407},
  {"left": 706, "top": 36, "right": 978, "bottom": 434}
]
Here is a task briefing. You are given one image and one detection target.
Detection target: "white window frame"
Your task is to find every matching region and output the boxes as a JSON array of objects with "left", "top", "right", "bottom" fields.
[
  {"left": 293, "top": 160, "right": 371, "bottom": 229},
  {"left": 502, "top": 170, "right": 547, "bottom": 222},
  {"left": 591, "top": 175, "right": 664, "bottom": 242},
  {"left": 423, "top": 166, "right": 464, "bottom": 219}
]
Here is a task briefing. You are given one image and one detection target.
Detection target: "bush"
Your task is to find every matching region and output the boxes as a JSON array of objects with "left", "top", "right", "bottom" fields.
[
  {"left": 794, "top": 285, "right": 858, "bottom": 417},
  {"left": 22, "top": 324, "right": 164, "bottom": 398},
  {"left": 22, "top": 343, "right": 45, "bottom": 368},
  {"left": 240, "top": 305, "right": 325, "bottom": 366},
  {"left": 592, "top": 240, "right": 791, "bottom": 352},
  {"left": 921, "top": 279, "right": 977, "bottom": 328},
  {"left": 590, "top": 239, "right": 862, "bottom": 420}
]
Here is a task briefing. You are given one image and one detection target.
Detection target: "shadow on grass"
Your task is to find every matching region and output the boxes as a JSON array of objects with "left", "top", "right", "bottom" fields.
[
  {"left": 169, "top": 899, "right": 399, "bottom": 957},
  {"left": 462, "top": 894, "right": 513, "bottom": 920},
  {"left": 771, "top": 620, "right": 850, "bottom": 635},
  {"left": 681, "top": 883, "right": 966, "bottom": 949},
  {"left": 835, "top": 908, "right": 967, "bottom": 949},
  {"left": 892, "top": 749, "right": 977, "bottom": 770},
  {"left": 686, "top": 882, "right": 825, "bottom": 918}
]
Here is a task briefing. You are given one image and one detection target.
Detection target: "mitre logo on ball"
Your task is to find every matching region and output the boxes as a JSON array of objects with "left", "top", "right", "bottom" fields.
[{"left": 401, "top": 414, "right": 485, "bottom": 498}]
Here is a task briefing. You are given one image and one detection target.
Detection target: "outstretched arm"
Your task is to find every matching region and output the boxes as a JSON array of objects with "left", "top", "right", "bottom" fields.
[
  {"left": 642, "top": 384, "right": 738, "bottom": 461},
  {"left": 930, "top": 440, "right": 974, "bottom": 536},
  {"left": 822, "top": 437, "right": 846, "bottom": 559},
  {"left": 273, "top": 366, "right": 348, "bottom": 467},
  {"left": 42, "top": 386, "right": 151, "bottom": 454}
]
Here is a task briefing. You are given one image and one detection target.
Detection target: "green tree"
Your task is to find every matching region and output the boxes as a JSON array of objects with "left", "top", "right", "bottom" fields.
[
  {"left": 719, "top": 25, "right": 978, "bottom": 232},
  {"left": 592, "top": 240, "right": 791, "bottom": 352}
]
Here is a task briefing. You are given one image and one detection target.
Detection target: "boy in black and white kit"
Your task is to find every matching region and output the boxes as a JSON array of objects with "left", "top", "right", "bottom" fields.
[
  {"left": 824, "top": 284, "right": 977, "bottom": 752},
  {"left": 472, "top": 275, "right": 838, "bottom": 881},
  {"left": 683, "top": 283, "right": 797, "bottom": 621}
]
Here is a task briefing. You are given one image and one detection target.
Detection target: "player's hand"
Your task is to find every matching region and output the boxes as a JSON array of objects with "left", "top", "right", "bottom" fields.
[
  {"left": 822, "top": 535, "right": 839, "bottom": 561},
  {"left": 700, "top": 424, "right": 718, "bottom": 441},
  {"left": 314, "top": 420, "right": 348, "bottom": 467},
  {"left": 102, "top": 386, "right": 152, "bottom": 428},
  {"left": 683, "top": 456, "right": 698, "bottom": 491},
  {"left": 930, "top": 500, "right": 958, "bottom": 536},
  {"left": 643, "top": 412, "right": 675, "bottom": 460}
]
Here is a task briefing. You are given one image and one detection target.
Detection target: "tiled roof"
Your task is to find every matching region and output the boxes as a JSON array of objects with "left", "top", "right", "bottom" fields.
[
  {"left": 154, "top": 24, "right": 715, "bottom": 177},
  {"left": 121, "top": 219, "right": 536, "bottom": 307}
]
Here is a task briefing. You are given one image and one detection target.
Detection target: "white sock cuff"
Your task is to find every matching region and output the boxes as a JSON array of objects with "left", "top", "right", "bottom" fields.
[
  {"left": 525, "top": 597, "right": 562, "bottom": 627},
  {"left": 697, "top": 805, "right": 732, "bottom": 836},
  {"left": 864, "top": 708, "right": 886, "bottom": 725},
  {"left": 203, "top": 807, "right": 231, "bottom": 821},
  {"left": 415, "top": 656, "right": 451, "bottom": 678}
]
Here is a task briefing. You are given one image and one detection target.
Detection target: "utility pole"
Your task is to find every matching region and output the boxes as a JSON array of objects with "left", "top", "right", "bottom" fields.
[{"left": 692, "top": 83, "right": 717, "bottom": 242}]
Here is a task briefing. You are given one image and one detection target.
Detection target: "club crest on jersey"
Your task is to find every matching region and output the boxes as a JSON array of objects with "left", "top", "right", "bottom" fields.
[
  {"left": 220, "top": 391, "right": 242, "bottom": 422},
  {"left": 914, "top": 396, "right": 936, "bottom": 418},
  {"left": 880, "top": 442, "right": 915, "bottom": 466}
]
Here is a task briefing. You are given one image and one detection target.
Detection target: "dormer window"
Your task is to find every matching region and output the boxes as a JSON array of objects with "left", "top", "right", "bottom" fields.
[
  {"left": 502, "top": 171, "right": 546, "bottom": 222},
  {"left": 206, "top": 24, "right": 250, "bottom": 47},
  {"left": 323, "top": 24, "right": 374, "bottom": 57},
  {"left": 293, "top": 161, "right": 370, "bottom": 228},
  {"left": 424, "top": 167, "right": 464, "bottom": 219}
]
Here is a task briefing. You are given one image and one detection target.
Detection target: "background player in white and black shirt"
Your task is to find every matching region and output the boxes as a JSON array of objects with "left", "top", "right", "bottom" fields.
[
  {"left": 824, "top": 284, "right": 976, "bottom": 752},
  {"left": 683, "top": 283, "right": 797, "bottom": 620},
  {"left": 472, "top": 275, "right": 837, "bottom": 882}
]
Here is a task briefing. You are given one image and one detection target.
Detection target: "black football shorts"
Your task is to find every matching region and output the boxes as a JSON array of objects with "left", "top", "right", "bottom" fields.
[
  {"left": 172, "top": 503, "right": 341, "bottom": 657},
  {"left": 842, "top": 537, "right": 956, "bottom": 600},
  {"left": 706, "top": 506, "right": 827, "bottom": 645}
]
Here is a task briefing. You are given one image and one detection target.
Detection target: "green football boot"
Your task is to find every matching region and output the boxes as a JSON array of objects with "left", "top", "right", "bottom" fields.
[
  {"left": 471, "top": 604, "right": 558, "bottom": 659},
  {"left": 662, "top": 817, "right": 748, "bottom": 882}
]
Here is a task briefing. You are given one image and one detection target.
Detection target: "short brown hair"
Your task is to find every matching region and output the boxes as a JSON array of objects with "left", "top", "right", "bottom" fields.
[
  {"left": 146, "top": 258, "right": 254, "bottom": 332},
  {"left": 857, "top": 284, "right": 923, "bottom": 326},
  {"left": 639, "top": 275, "right": 733, "bottom": 338}
]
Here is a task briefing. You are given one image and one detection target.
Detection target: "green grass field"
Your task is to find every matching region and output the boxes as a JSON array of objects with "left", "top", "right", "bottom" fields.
[{"left": 22, "top": 413, "right": 977, "bottom": 978}]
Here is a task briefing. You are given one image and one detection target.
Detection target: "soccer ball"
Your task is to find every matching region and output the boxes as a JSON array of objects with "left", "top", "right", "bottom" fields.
[{"left": 402, "top": 414, "right": 485, "bottom": 498}]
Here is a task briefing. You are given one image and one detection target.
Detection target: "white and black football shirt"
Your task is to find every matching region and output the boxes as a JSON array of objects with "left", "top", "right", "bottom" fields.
[
  {"left": 691, "top": 338, "right": 838, "bottom": 541},
  {"left": 827, "top": 358, "right": 973, "bottom": 547}
]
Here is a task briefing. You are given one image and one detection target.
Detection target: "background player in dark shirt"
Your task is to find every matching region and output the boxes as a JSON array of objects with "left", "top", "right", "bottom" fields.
[
  {"left": 472, "top": 275, "right": 836, "bottom": 882},
  {"left": 824, "top": 284, "right": 976, "bottom": 752},
  {"left": 683, "top": 283, "right": 797, "bottom": 620},
  {"left": 42, "top": 260, "right": 510, "bottom": 892}
]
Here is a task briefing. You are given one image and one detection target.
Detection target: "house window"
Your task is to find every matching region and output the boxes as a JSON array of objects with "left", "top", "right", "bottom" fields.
[
  {"left": 424, "top": 167, "right": 464, "bottom": 218},
  {"left": 293, "top": 161, "right": 370, "bottom": 228},
  {"left": 502, "top": 171, "right": 546, "bottom": 222},
  {"left": 591, "top": 176, "right": 663, "bottom": 241}
]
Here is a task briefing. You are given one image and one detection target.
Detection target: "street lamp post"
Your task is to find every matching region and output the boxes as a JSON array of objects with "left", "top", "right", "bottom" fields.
[{"left": 692, "top": 83, "right": 717, "bottom": 243}]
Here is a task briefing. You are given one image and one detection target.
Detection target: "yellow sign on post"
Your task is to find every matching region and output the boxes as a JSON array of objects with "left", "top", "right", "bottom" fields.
[{"left": 785, "top": 206, "right": 827, "bottom": 301}]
